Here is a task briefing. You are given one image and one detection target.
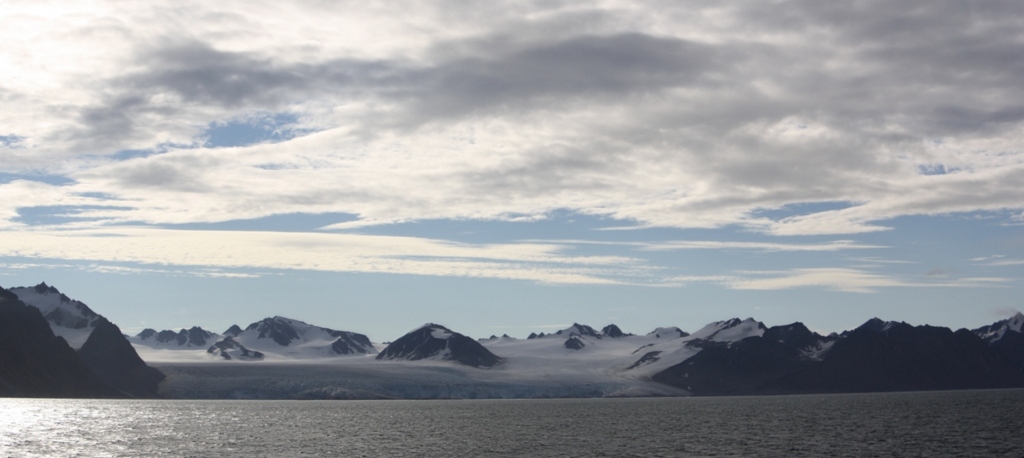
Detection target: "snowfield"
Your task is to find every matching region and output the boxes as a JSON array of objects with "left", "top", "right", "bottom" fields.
[
  {"left": 142, "top": 319, "right": 770, "bottom": 399},
  {"left": 9, "top": 284, "right": 103, "bottom": 350}
]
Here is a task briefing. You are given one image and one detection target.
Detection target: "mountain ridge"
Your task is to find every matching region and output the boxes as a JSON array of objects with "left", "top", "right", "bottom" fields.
[{"left": 4, "top": 282, "right": 1024, "bottom": 399}]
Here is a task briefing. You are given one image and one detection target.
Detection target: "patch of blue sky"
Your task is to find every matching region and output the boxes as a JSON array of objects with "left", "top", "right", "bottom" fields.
[
  {"left": 337, "top": 210, "right": 875, "bottom": 281},
  {"left": 75, "top": 192, "right": 119, "bottom": 199},
  {"left": 344, "top": 209, "right": 663, "bottom": 244},
  {"left": 0, "top": 134, "right": 25, "bottom": 147},
  {"left": 14, "top": 205, "right": 128, "bottom": 226},
  {"left": 106, "top": 113, "right": 308, "bottom": 160},
  {"left": 917, "top": 164, "right": 954, "bottom": 175},
  {"left": 853, "top": 212, "right": 1024, "bottom": 273},
  {"left": 159, "top": 212, "right": 360, "bottom": 232},
  {"left": 110, "top": 149, "right": 160, "bottom": 160},
  {"left": 0, "top": 172, "right": 75, "bottom": 186},
  {"left": 203, "top": 113, "right": 303, "bottom": 148},
  {"left": 750, "top": 201, "right": 858, "bottom": 221}
]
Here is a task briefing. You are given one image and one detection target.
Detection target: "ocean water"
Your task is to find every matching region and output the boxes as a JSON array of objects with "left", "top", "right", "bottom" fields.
[{"left": 2, "top": 389, "right": 1022, "bottom": 457}]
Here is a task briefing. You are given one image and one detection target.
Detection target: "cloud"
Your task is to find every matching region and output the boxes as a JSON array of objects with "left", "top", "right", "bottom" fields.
[
  {"left": 975, "top": 257, "right": 1024, "bottom": 267},
  {"left": 0, "top": 227, "right": 644, "bottom": 285},
  {"left": 666, "top": 268, "right": 1010, "bottom": 293},
  {"left": 638, "top": 240, "right": 884, "bottom": 252},
  {"left": 2, "top": 0, "right": 1024, "bottom": 235},
  {"left": 0, "top": 261, "right": 260, "bottom": 279},
  {"left": 527, "top": 239, "right": 884, "bottom": 252},
  {"left": 724, "top": 268, "right": 909, "bottom": 293}
]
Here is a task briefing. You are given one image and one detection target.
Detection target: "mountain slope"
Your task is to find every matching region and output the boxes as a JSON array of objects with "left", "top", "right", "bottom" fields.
[
  {"left": 8, "top": 283, "right": 103, "bottom": 349},
  {"left": 377, "top": 324, "right": 502, "bottom": 368},
  {"left": 974, "top": 312, "right": 1024, "bottom": 371},
  {"left": 79, "top": 318, "right": 166, "bottom": 398},
  {"left": 652, "top": 319, "right": 1024, "bottom": 395},
  {"left": 0, "top": 287, "right": 118, "bottom": 398},
  {"left": 204, "top": 316, "right": 376, "bottom": 360},
  {"left": 132, "top": 327, "right": 220, "bottom": 348},
  {"left": 8, "top": 283, "right": 164, "bottom": 398}
]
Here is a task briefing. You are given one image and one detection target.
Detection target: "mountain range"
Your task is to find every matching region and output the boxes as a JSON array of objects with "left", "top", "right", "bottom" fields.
[{"left": 2, "top": 282, "right": 1023, "bottom": 399}]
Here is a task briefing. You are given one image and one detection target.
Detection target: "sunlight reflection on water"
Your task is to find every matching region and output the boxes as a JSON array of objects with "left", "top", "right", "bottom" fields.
[{"left": 2, "top": 390, "right": 1023, "bottom": 457}]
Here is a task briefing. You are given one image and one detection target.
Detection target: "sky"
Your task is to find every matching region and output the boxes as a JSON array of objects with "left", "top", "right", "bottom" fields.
[{"left": 1, "top": 0, "right": 1023, "bottom": 341}]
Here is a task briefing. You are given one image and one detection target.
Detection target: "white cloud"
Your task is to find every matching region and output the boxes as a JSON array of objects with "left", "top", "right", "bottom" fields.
[
  {"left": 528, "top": 239, "right": 884, "bottom": 252},
  {"left": 976, "top": 258, "right": 1024, "bottom": 267},
  {"left": 726, "top": 268, "right": 907, "bottom": 293},
  {"left": 666, "top": 268, "right": 1010, "bottom": 293},
  {"left": 2, "top": 0, "right": 1024, "bottom": 236},
  {"left": 638, "top": 240, "right": 884, "bottom": 252},
  {"left": 0, "top": 227, "right": 644, "bottom": 285}
]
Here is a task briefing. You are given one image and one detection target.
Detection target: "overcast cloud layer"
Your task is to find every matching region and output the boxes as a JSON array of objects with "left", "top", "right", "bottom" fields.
[{"left": 2, "top": 1, "right": 1023, "bottom": 288}]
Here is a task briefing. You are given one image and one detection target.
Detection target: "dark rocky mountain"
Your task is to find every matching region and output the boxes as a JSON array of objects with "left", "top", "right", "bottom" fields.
[
  {"left": 564, "top": 335, "right": 586, "bottom": 350},
  {"left": 555, "top": 323, "right": 602, "bottom": 339},
  {"left": 529, "top": 323, "right": 632, "bottom": 340},
  {"left": 763, "top": 322, "right": 829, "bottom": 350},
  {"left": 223, "top": 324, "right": 243, "bottom": 337},
  {"left": 0, "top": 288, "right": 118, "bottom": 398},
  {"left": 973, "top": 312, "right": 1024, "bottom": 343},
  {"left": 973, "top": 313, "right": 1024, "bottom": 370},
  {"left": 990, "top": 330, "right": 1024, "bottom": 372},
  {"left": 653, "top": 319, "right": 1024, "bottom": 395},
  {"left": 247, "top": 316, "right": 301, "bottom": 346},
  {"left": 6, "top": 283, "right": 164, "bottom": 398},
  {"left": 8, "top": 283, "right": 104, "bottom": 348},
  {"left": 376, "top": 324, "right": 502, "bottom": 368},
  {"left": 331, "top": 332, "right": 374, "bottom": 355},
  {"left": 207, "top": 336, "right": 265, "bottom": 360},
  {"left": 135, "top": 326, "right": 218, "bottom": 347},
  {"left": 601, "top": 324, "right": 628, "bottom": 338},
  {"left": 79, "top": 318, "right": 165, "bottom": 398}
]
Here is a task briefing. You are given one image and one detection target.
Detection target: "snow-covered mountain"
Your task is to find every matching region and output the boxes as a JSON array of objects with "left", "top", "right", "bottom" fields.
[
  {"left": 0, "top": 286, "right": 119, "bottom": 397},
  {"left": 974, "top": 312, "right": 1024, "bottom": 372},
  {"left": 129, "top": 316, "right": 376, "bottom": 362},
  {"left": 140, "top": 312, "right": 1024, "bottom": 398},
  {"left": 619, "top": 318, "right": 769, "bottom": 377},
  {"left": 5, "top": 282, "right": 164, "bottom": 398},
  {"left": 652, "top": 317, "right": 1024, "bottom": 395},
  {"left": 207, "top": 336, "right": 265, "bottom": 361},
  {"left": 8, "top": 283, "right": 104, "bottom": 349},
  {"left": 10, "top": 280, "right": 1022, "bottom": 400},
  {"left": 208, "top": 316, "right": 376, "bottom": 360},
  {"left": 525, "top": 322, "right": 642, "bottom": 341},
  {"left": 974, "top": 312, "right": 1024, "bottom": 343},
  {"left": 647, "top": 327, "right": 688, "bottom": 339},
  {"left": 377, "top": 323, "right": 502, "bottom": 367}
]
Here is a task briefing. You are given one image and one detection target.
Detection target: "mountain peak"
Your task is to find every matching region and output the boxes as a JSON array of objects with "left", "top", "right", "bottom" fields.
[
  {"left": 411, "top": 323, "right": 447, "bottom": 333},
  {"left": 224, "top": 324, "right": 243, "bottom": 336},
  {"left": 856, "top": 317, "right": 907, "bottom": 333},
  {"left": 555, "top": 323, "right": 601, "bottom": 339},
  {"left": 601, "top": 324, "right": 626, "bottom": 338},
  {"left": 974, "top": 312, "right": 1024, "bottom": 343},
  {"left": 377, "top": 324, "right": 501, "bottom": 367},
  {"left": 647, "top": 327, "right": 687, "bottom": 339}
]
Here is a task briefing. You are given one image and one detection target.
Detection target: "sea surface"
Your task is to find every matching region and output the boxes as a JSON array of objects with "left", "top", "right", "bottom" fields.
[{"left": 2, "top": 389, "right": 1022, "bottom": 457}]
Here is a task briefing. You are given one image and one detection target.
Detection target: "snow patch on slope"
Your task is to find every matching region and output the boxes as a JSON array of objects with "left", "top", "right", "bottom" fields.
[
  {"left": 976, "top": 312, "right": 1024, "bottom": 342},
  {"left": 8, "top": 283, "right": 103, "bottom": 349}
]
